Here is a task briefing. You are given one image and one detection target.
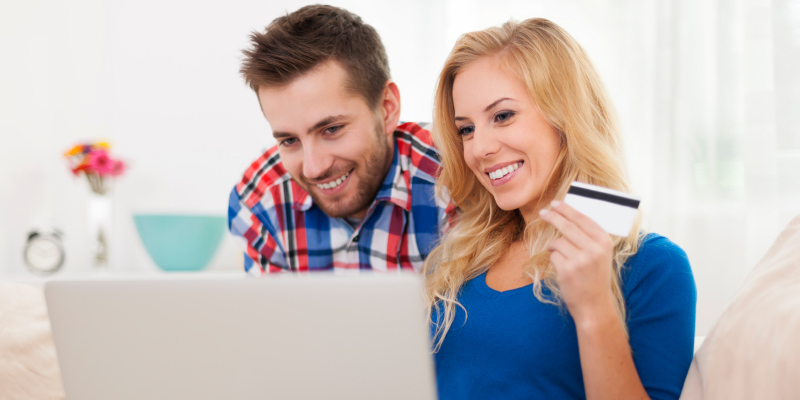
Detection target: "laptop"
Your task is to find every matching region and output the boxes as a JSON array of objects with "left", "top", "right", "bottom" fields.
[{"left": 45, "top": 273, "right": 437, "bottom": 400}]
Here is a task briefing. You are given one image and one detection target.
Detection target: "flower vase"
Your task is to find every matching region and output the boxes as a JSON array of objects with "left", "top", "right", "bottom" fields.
[{"left": 88, "top": 191, "right": 113, "bottom": 269}]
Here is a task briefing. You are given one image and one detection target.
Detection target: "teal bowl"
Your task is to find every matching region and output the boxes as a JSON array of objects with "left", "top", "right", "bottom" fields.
[{"left": 133, "top": 214, "right": 227, "bottom": 271}]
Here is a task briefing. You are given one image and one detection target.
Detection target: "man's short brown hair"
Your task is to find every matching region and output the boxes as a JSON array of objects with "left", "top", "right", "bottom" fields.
[{"left": 240, "top": 5, "right": 391, "bottom": 109}]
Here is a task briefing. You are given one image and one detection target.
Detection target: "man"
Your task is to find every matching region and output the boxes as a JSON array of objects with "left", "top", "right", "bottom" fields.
[{"left": 228, "top": 5, "right": 454, "bottom": 274}]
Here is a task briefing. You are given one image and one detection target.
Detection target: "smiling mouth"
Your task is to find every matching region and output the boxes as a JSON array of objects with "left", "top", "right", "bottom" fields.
[
  {"left": 487, "top": 161, "right": 523, "bottom": 181},
  {"left": 315, "top": 170, "right": 352, "bottom": 190}
]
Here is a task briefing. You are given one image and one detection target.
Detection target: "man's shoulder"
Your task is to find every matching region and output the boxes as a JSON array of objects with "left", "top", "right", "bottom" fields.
[
  {"left": 395, "top": 121, "right": 434, "bottom": 145},
  {"left": 234, "top": 145, "right": 296, "bottom": 209},
  {"left": 394, "top": 122, "right": 441, "bottom": 183}
]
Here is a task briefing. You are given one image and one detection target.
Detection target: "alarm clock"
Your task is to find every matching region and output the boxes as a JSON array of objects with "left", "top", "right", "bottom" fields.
[{"left": 23, "top": 229, "right": 65, "bottom": 275}]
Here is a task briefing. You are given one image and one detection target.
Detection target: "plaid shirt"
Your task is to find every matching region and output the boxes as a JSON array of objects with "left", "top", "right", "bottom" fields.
[{"left": 228, "top": 122, "right": 455, "bottom": 274}]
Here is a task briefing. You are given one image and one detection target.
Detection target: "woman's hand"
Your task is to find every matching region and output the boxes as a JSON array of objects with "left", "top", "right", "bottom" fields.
[
  {"left": 540, "top": 200, "right": 650, "bottom": 400},
  {"left": 539, "top": 200, "right": 616, "bottom": 325}
]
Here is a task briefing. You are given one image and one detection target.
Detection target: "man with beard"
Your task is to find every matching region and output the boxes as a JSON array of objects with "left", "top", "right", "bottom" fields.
[{"left": 228, "top": 5, "right": 454, "bottom": 273}]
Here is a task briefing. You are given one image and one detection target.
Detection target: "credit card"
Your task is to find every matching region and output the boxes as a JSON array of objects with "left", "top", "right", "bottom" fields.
[{"left": 562, "top": 181, "right": 640, "bottom": 237}]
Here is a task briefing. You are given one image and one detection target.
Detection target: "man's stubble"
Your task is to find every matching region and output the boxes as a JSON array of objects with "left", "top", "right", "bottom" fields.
[{"left": 302, "top": 120, "right": 394, "bottom": 219}]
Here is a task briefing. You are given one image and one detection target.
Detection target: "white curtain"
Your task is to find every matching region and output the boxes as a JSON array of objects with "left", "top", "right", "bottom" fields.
[{"left": 637, "top": 0, "right": 800, "bottom": 335}]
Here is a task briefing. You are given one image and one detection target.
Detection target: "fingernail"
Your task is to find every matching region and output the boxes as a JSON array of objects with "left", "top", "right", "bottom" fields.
[
  {"left": 539, "top": 208, "right": 549, "bottom": 216},
  {"left": 551, "top": 200, "right": 561, "bottom": 207}
]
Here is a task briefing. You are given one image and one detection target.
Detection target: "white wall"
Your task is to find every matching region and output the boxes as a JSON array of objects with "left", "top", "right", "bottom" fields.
[
  {"left": 0, "top": 0, "right": 631, "bottom": 275},
  {"left": 1, "top": 0, "right": 799, "bottom": 336}
]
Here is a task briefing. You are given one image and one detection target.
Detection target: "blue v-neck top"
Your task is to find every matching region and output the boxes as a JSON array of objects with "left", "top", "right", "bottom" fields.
[{"left": 432, "top": 234, "right": 696, "bottom": 400}]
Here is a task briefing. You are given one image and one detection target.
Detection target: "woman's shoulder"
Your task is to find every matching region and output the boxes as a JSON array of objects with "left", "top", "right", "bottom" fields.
[
  {"left": 626, "top": 233, "right": 691, "bottom": 271},
  {"left": 621, "top": 233, "right": 695, "bottom": 298}
]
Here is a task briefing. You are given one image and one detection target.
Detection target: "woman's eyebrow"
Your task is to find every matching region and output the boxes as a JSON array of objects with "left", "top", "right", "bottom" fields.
[
  {"left": 484, "top": 97, "right": 514, "bottom": 112},
  {"left": 454, "top": 97, "right": 516, "bottom": 121}
]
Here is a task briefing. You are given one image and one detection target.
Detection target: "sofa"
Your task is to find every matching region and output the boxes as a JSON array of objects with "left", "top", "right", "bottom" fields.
[
  {"left": 680, "top": 214, "right": 800, "bottom": 399},
  {"left": 1, "top": 215, "right": 799, "bottom": 400},
  {"left": 0, "top": 282, "right": 64, "bottom": 399}
]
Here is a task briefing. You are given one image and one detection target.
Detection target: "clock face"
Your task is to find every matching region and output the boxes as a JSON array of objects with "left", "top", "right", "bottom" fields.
[{"left": 24, "top": 236, "right": 64, "bottom": 274}]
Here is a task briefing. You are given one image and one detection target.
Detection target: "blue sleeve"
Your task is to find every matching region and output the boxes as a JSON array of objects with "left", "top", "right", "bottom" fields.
[
  {"left": 227, "top": 187, "right": 254, "bottom": 272},
  {"left": 410, "top": 178, "right": 440, "bottom": 257},
  {"left": 227, "top": 186, "right": 287, "bottom": 272},
  {"left": 623, "top": 235, "right": 697, "bottom": 400}
]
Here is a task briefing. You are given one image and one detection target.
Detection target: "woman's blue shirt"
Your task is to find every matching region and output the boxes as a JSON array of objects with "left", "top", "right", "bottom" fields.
[{"left": 432, "top": 234, "right": 697, "bottom": 400}]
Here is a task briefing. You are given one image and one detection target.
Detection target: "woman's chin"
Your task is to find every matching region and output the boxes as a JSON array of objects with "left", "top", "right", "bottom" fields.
[{"left": 492, "top": 196, "right": 524, "bottom": 212}]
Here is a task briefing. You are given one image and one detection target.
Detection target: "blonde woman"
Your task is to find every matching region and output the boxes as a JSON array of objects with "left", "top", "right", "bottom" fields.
[{"left": 425, "top": 18, "right": 696, "bottom": 400}]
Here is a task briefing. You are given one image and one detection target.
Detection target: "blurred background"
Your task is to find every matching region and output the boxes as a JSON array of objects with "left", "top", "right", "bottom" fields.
[{"left": 1, "top": 0, "right": 799, "bottom": 336}]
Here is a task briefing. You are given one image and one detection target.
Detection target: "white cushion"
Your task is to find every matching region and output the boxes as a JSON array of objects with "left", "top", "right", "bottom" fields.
[
  {"left": 680, "top": 215, "right": 800, "bottom": 399},
  {"left": 0, "top": 282, "right": 64, "bottom": 399}
]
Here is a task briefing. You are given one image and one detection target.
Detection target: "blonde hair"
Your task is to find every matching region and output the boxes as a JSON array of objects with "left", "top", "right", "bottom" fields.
[{"left": 424, "top": 18, "right": 645, "bottom": 351}]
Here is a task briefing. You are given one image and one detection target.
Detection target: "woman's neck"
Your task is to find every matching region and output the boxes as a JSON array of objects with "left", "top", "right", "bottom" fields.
[{"left": 485, "top": 240, "right": 534, "bottom": 292}]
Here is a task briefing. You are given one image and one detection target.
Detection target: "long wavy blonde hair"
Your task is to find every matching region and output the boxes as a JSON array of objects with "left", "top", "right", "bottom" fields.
[{"left": 424, "top": 18, "right": 645, "bottom": 351}]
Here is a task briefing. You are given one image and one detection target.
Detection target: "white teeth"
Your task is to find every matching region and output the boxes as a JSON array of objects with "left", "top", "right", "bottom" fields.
[
  {"left": 489, "top": 162, "right": 522, "bottom": 180},
  {"left": 316, "top": 171, "right": 350, "bottom": 190}
]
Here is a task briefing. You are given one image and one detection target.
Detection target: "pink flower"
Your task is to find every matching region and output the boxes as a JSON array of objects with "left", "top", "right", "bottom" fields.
[
  {"left": 86, "top": 150, "right": 114, "bottom": 175},
  {"left": 111, "top": 160, "right": 126, "bottom": 177}
]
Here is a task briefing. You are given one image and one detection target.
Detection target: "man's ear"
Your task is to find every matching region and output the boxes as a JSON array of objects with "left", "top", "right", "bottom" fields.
[{"left": 380, "top": 81, "right": 401, "bottom": 137}]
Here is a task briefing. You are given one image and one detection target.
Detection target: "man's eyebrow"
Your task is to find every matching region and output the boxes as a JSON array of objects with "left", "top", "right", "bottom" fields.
[
  {"left": 454, "top": 98, "right": 516, "bottom": 121},
  {"left": 272, "top": 131, "right": 293, "bottom": 139},
  {"left": 271, "top": 114, "right": 349, "bottom": 139},
  {"left": 308, "top": 115, "right": 347, "bottom": 134}
]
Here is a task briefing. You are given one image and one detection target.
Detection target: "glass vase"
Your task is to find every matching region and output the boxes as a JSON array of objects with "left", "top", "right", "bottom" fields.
[{"left": 88, "top": 191, "right": 113, "bottom": 269}]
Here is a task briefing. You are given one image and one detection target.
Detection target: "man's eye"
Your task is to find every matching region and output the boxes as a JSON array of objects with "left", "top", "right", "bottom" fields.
[
  {"left": 324, "top": 125, "right": 342, "bottom": 135},
  {"left": 495, "top": 111, "right": 515, "bottom": 123},
  {"left": 458, "top": 125, "right": 474, "bottom": 136},
  {"left": 280, "top": 138, "right": 298, "bottom": 147}
]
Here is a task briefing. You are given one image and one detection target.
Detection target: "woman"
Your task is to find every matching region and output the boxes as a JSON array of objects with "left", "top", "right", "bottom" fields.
[{"left": 424, "top": 18, "right": 696, "bottom": 400}]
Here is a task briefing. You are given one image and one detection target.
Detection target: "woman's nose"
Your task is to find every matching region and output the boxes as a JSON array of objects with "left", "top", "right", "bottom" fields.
[{"left": 471, "top": 127, "right": 500, "bottom": 159}]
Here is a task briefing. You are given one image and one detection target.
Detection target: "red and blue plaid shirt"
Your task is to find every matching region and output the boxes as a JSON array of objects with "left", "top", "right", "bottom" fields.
[{"left": 228, "top": 122, "right": 455, "bottom": 274}]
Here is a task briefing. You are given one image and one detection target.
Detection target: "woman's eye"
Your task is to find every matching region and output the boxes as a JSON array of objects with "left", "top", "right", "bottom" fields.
[
  {"left": 280, "top": 138, "right": 298, "bottom": 147},
  {"left": 495, "top": 111, "right": 515, "bottom": 123},
  {"left": 458, "top": 125, "right": 475, "bottom": 136}
]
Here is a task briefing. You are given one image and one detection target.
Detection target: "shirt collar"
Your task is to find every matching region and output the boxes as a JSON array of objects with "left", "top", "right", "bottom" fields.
[
  {"left": 291, "top": 134, "right": 411, "bottom": 212},
  {"left": 375, "top": 142, "right": 411, "bottom": 211}
]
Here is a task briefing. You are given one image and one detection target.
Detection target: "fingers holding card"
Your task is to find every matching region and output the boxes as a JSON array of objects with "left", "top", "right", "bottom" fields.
[{"left": 562, "top": 182, "right": 640, "bottom": 237}]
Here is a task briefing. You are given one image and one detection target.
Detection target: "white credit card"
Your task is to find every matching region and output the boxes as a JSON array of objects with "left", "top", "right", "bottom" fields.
[{"left": 562, "top": 181, "right": 640, "bottom": 237}]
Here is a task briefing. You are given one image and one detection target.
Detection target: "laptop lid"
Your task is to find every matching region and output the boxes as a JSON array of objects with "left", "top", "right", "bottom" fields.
[{"left": 45, "top": 273, "right": 437, "bottom": 400}]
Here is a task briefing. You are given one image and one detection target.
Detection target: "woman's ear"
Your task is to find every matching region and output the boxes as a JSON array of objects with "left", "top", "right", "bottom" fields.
[{"left": 381, "top": 81, "right": 401, "bottom": 137}]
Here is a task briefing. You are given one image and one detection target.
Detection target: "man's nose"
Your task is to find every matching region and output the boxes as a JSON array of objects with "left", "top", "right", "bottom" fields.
[{"left": 301, "top": 143, "right": 334, "bottom": 180}]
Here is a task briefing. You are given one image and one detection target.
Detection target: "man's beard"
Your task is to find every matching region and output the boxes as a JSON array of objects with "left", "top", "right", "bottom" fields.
[{"left": 301, "top": 124, "right": 393, "bottom": 219}]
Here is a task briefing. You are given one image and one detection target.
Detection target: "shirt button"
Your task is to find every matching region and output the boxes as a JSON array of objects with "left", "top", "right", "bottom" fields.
[{"left": 352, "top": 235, "right": 360, "bottom": 243}]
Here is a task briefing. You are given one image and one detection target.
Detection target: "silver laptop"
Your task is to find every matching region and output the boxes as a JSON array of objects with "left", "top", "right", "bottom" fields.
[{"left": 45, "top": 273, "right": 437, "bottom": 400}]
